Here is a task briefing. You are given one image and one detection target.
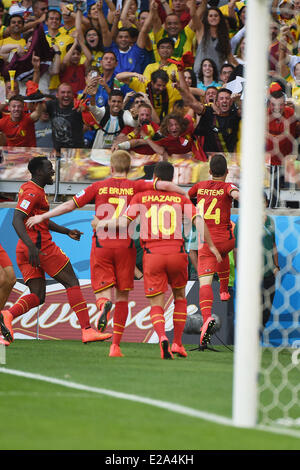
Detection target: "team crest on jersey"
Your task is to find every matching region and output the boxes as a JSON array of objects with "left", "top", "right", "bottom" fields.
[
  {"left": 20, "top": 199, "right": 30, "bottom": 210},
  {"left": 128, "top": 58, "right": 133, "bottom": 64},
  {"left": 75, "top": 190, "right": 85, "bottom": 198}
]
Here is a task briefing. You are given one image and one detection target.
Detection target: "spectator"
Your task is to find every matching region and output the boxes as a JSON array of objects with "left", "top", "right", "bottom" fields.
[
  {"left": 59, "top": 33, "right": 92, "bottom": 95},
  {"left": 34, "top": 108, "right": 54, "bottom": 148},
  {"left": 9, "top": 0, "right": 33, "bottom": 17},
  {"left": 278, "top": 28, "right": 300, "bottom": 106},
  {"left": 1, "top": 15, "right": 26, "bottom": 52},
  {"left": 45, "top": 82, "right": 85, "bottom": 152},
  {"left": 171, "top": 0, "right": 192, "bottom": 28},
  {"left": 204, "top": 86, "right": 218, "bottom": 105},
  {"left": 183, "top": 68, "right": 198, "bottom": 88},
  {"left": 87, "top": 88, "right": 138, "bottom": 149},
  {"left": 80, "top": 1, "right": 110, "bottom": 33},
  {"left": 22, "top": 0, "right": 48, "bottom": 36},
  {"left": 103, "top": 0, "right": 151, "bottom": 75},
  {"left": 193, "top": 1, "right": 237, "bottom": 76},
  {"left": 83, "top": 28, "right": 103, "bottom": 69},
  {"left": 178, "top": 68, "right": 241, "bottom": 153},
  {"left": 219, "top": 63, "right": 235, "bottom": 85},
  {"left": 143, "top": 37, "right": 178, "bottom": 82},
  {"left": 119, "top": 0, "right": 140, "bottom": 29},
  {"left": 59, "top": 3, "right": 76, "bottom": 37},
  {"left": 81, "top": 51, "right": 130, "bottom": 108},
  {"left": 151, "top": 0, "right": 200, "bottom": 62},
  {"left": 0, "top": 80, "right": 22, "bottom": 115},
  {"left": 269, "top": 21, "right": 281, "bottom": 76},
  {"left": 148, "top": 111, "right": 194, "bottom": 158},
  {"left": 197, "top": 57, "right": 221, "bottom": 91},
  {"left": 0, "top": 94, "right": 42, "bottom": 147},
  {"left": 116, "top": 69, "right": 182, "bottom": 122},
  {"left": 45, "top": 9, "right": 73, "bottom": 58},
  {"left": 112, "top": 102, "right": 160, "bottom": 177},
  {"left": 266, "top": 87, "right": 300, "bottom": 207}
]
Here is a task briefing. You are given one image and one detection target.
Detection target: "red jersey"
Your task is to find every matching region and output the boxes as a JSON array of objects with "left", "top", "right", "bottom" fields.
[
  {"left": 266, "top": 106, "right": 299, "bottom": 165},
  {"left": 121, "top": 121, "right": 160, "bottom": 156},
  {"left": 59, "top": 65, "right": 86, "bottom": 95},
  {"left": 16, "top": 181, "right": 52, "bottom": 248},
  {"left": 188, "top": 180, "right": 238, "bottom": 242},
  {"left": 126, "top": 190, "right": 197, "bottom": 253},
  {"left": 73, "top": 177, "right": 157, "bottom": 248},
  {"left": 0, "top": 113, "right": 36, "bottom": 147}
]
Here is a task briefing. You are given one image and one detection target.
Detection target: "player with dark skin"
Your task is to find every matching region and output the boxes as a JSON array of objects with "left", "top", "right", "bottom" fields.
[
  {"left": 12, "top": 159, "right": 82, "bottom": 300},
  {"left": 0, "top": 157, "right": 111, "bottom": 345}
]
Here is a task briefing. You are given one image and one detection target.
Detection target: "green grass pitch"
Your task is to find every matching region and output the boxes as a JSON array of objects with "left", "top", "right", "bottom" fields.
[{"left": 0, "top": 340, "right": 299, "bottom": 450}]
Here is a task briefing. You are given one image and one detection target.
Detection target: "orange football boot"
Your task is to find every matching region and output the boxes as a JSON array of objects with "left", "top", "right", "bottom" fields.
[
  {"left": 171, "top": 343, "right": 187, "bottom": 358},
  {"left": 159, "top": 336, "right": 173, "bottom": 360},
  {"left": 82, "top": 327, "right": 112, "bottom": 344},
  {"left": 109, "top": 344, "right": 124, "bottom": 357},
  {"left": 0, "top": 310, "right": 14, "bottom": 343}
]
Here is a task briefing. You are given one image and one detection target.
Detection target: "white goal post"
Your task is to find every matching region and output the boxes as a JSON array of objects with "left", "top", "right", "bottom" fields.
[{"left": 232, "top": 0, "right": 271, "bottom": 427}]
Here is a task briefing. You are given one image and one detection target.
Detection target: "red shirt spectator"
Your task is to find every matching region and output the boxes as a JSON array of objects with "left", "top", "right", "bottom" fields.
[
  {"left": 0, "top": 96, "right": 41, "bottom": 147},
  {"left": 266, "top": 91, "right": 299, "bottom": 165}
]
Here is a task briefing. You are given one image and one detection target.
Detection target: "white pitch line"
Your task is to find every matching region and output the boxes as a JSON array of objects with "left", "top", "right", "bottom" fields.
[
  {"left": 1, "top": 367, "right": 300, "bottom": 440},
  {"left": 0, "top": 367, "right": 233, "bottom": 426}
]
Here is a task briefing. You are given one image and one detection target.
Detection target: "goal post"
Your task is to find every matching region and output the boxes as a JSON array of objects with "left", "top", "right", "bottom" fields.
[{"left": 232, "top": 0, "right": 271, "bottom": 427}]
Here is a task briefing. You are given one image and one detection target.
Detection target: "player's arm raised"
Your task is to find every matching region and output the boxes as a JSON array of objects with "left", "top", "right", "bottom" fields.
[
  {"left": 155, "top": 179, "right": 187, "bottom": 196},
  {"left": 230, "top": 189, "right": 239, "bottom": 200}
]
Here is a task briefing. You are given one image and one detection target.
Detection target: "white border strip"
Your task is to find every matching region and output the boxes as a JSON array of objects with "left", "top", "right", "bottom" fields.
[{"left": 1, "top": 368, "right": 300, "bottom": 440}]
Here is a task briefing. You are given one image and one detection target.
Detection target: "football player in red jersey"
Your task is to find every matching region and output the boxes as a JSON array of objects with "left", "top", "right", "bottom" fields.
[
  {"left": 188, "top": 154, "right": 239, "bottom": 347},
  {"left": 0, "top": 245, "right": 16, "bottom": 345},
  {"left": 0, "top": 156, "right": 112, "bottom": 346},
  {"left": 96, "top": 161, "right": 221, "bottom": 359},
  {"left": 26, "top": 151, "right": 187, "bottom": 357}
]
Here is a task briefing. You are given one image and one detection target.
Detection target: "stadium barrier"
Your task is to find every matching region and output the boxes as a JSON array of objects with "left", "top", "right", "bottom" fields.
[{"left": 0, "top": 146, "right": 299, "bottom": 206}]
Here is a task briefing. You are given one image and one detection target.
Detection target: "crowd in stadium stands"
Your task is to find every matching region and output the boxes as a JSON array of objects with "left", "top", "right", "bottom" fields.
[
  {"left": 0, "top": 0, "right": 298, "bottom": 160},
  {"left": 1, "top": 0, "right": 298, "bottom": 353}
]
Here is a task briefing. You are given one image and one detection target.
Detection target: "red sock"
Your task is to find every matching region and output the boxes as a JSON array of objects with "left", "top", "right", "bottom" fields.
[
  {"left": 150, "top": 305, "right": 165, "bottom": 340},
  {"left": 199, "top": 285, "right": 214, "bottom": 324},
  {"left": 173, "top": 299, "right": 187, "bottom": 346},
  {"left": 8, "top": 293, "right": 40, "bottom": 319},
  {"left": 96, "top": 296, "right": 109, "bottom": 312},
  {"left": 66, "top": 286, "right": 90, "bottom": 330},
  {"left": 217, "top": 255, "right": 230, "bottom": 294},
  {"left": 112, "top": 301, "right": 128, "bottom": 345}
]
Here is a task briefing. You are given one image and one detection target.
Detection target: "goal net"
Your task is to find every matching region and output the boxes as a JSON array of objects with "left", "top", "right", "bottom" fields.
[{"left": 233, "top": 0, "right": 300, "bottom": 432}]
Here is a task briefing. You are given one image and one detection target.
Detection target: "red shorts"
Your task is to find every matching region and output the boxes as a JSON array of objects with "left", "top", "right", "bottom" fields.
[
  {"left": 143, "top": 252, "right": 188, "bottom": 297},
  {"left": 0, "top": 244, "right": 12, "bottom": 268},
  {"left": 16, "top": 240, "right": 69, "bottom": 283},
  {"left": 91, "top": 239, "right": 136, "bottom": 293},
  {"left": 197, "top": 238, "right": 235, "bottom": 277}
]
